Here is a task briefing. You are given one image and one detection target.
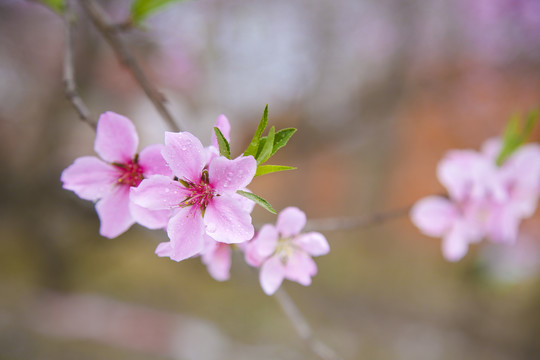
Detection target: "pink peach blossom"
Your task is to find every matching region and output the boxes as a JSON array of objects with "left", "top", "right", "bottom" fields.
[
  {"left": 131, "top": 131, "right": 257, "bottom": 262},
  {"left": 61, "top": 112, "right": 171, "bottom": 238},
  {"left": 411, "top": 139, "right": 540, "bottom": 261},
  {"left": 244, "top": 207, "right": 329, "bottom": 295}
]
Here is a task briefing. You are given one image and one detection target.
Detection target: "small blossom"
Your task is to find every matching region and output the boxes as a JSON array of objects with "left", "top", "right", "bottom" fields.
[
  {"left": 131, "top": 131, "right": 257, "bottom": 262},
  {"left": 244, "top": 207, "right": 330, "bottom": 295},
  {"left": 61, "top": 112, "right": 171, "bottom": 238},
  {"left": 411, "top": 139, "right": 540, "bottom": 261}
]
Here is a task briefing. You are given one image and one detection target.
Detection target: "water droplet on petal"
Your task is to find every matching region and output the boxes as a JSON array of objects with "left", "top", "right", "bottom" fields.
[
  {"left": 165, "top": 188, "right": 170, "bottom": 193},
  {"left": 206, "top": 223, "right": 216, "bottom": 233}
]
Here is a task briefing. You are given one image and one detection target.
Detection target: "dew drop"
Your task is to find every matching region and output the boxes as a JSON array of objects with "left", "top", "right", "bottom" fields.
[
  {"left": 165, "top": 188, "right": 170, "bottom": 193},
  {"left": 206, "top": 223, "right": 216, "bottom": 233}
]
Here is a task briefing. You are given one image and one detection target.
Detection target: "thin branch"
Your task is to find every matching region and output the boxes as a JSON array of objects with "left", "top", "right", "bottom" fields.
[
  {"left": 63, "top": 1, "right": 96, "bottom": 129},
  {"left": 78, "top": 0, "right": 181, "bottom": 132},
  {"left": 305, "top": 204, "right": 413, "bottom": 232},
  {"left": 274, "top": 288, "right": 342, "bottom": 360}
]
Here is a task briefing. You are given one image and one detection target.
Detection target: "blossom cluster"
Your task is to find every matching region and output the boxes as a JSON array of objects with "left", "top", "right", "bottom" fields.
[
  {"left": 411, "top": 138, "right": 540, "bottom": 261},
  {"left": 61, "top": 111, "right": 329, "bottom": 295}
]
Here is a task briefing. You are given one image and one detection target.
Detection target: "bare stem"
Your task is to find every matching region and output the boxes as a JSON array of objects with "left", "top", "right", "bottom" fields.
[
  {"left": 79, "top": 0, "right": 181, "bottom": 132},
  {"left": 305, "top": 204, "right": 413, "bottom": 232},
  {"left": 274, "top": 288, "right": 342, "bottom": 360},
  {"left": 63, "top": 1, "right": 96, "bottom": 129}
]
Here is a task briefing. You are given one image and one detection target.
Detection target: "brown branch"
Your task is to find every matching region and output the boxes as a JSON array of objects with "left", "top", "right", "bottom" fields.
[
  {"left": 274, "top": 288, "right": 342, "bottom": 360},
  {"left": 63, "top": 1, "right": 96, "bottom": 129},
  {"left": 78, "top": 0, "right": 181, "bottom": 132},
  {"left": 305, "top": 204, "right": 413, "bottom": 232}
]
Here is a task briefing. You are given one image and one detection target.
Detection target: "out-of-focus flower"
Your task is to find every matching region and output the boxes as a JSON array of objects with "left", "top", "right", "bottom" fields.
[
  {"left": 201, "top": 236, "right": 233, "bottom": 282},
  {"left": 61, "top": 112, "right": 172, "bottom": 238},
  {"left": 244, "top": 207, "right": 329, "bottom": 295},
  {"left": 131, "top": 131, "right": 257, "bottom": 262},
  {"left": 411, "top": 138, "right": 540, "bottom": 261}
]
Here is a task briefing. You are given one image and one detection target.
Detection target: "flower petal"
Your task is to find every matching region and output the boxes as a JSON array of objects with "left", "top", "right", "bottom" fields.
[
  {"left": 155, "top": 241, "right": 173, "bottom": 257},
  {"left": 481, "top": 138, "right": 502, "bottom": 161},
  {"left": 204, "top": 195, "right": 254, "bottom": 244},
  {"left": 235, "top": 188, "right": 256, "bottom": 213},
  {"left": 437, "top": 150, "right": 492, "bottom": 201},
  {"left": 284, "top": 252, "right": 317, "bottom": 286},
  {"left": 441, "top": 221, "right": 471, "bottom": 262},
  {"left": 130, "top": 175, "right": 189, "bottom": 210},
  {"left": 201, "top": 239, "right": 232, "bottom": 281},
  {"left": 167, "top": 207, "right": 205, "bottom": 261},
  {"left": 138, "top": 144, "right": 172, "bottom": 177},
  {"left": 208, "top": 155, "right": 257, "bottom": 193},
  {"left": 260, "top": 256, "right": 285, "bottom": 295},
  {"left": 295, "top": 232, "right": 329, "bottom": 256},
  {"left": 61, "top": 156, "right": 119, "bottom": 201},
  {"left": 94, "top": 112, "right": 138, "bottom": 163},
  {"left": 96, "top": 185, "right": 134, "bottom": 238},
  {"left": 211, "top": 114, "right": 231, "bottom": 149},
  {"left": 244, "top": 224, "right": 278, "bottom": 267},
  {"left": 162, "top": 132, "right": 205, "bottom": 182},
  {"left": 486, "top": 205, "right": 520, "bottom": 244},
  {"left": 276, "top": 207, "right": 306, "bottom": 237},
  {"left": 410, "top": 196, "right": 458, "bottom": 237},
  {"left": 129, "top": 200, "right": 170, "bottom": 229}
]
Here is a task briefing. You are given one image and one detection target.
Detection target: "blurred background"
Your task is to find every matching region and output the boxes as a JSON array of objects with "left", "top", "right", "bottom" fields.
[{"left": 1, "top": 0, "right": 540, "bottom": 359}]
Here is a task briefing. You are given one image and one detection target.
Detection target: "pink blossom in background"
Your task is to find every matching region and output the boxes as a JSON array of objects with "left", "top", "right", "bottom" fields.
[
  {"left": 131, "top": 131, "right": 257, "bottom": 262},
  {"left": 61, "top": 112, "right": 172, "bottom": 238},
  {"left": 201, "top": 236, "right": 233, "bottom": 281},
  {"left": 411, "top": 139, "right": 540, "bottom": 261},
  {"left": 244, "top": 207, "right": 329, "bottom": 295}
]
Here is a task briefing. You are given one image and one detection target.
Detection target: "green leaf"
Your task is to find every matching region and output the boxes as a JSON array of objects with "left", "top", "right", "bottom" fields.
[
  {"left": 213, "top": 127, "right": 231, "bottom": 159},
  {"left": 255, "top": 165, "right": 296, "bottom": 177},
  {"left": 271, "top": 128, "right": 296, "bottom": 157},
  {"left": 496, "top": 110, "right": 538, "bottom": 165},
  {"left": 244, "top": 105, "right": 268, "bottom": 157},
  {"left": 131, "top": 0, "right": 185, "bottom": 25},
  {"left": 236, "top": 190, "right": 276, "bottom": 214},
  {"left": 256, "top": 126, "right": 275, "bottom": 165},
  {"left": 40, "top": 0, "right": 65, "bottom": 13}
]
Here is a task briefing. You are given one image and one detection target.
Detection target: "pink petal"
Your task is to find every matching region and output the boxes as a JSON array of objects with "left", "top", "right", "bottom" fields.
[
  {"left": 235, "top": 188, "right": 256, "bottom": 213},
  {"left": 211, "top": 114, "right": 231, "bottom": 149},
  {"left": 441, "top": 221, "right": 471, "bottom": 262},
  {"left": 259, "top": 256, "right": 285, "bottom": 295},
  {"left": 481, "top": 138, "right": 502, "bottom": 161},
  {"left": 167, "top": 206, "right": 205, "bottom": 261},
  {"left": 94, "top": 112, "right": 138, "bottom": 163},
  {"left": 284, "top": 252, "right": 317, "bottom": 286},
  {"left": 129, "top": 200, "right": 170, "bottom": 229},
  {"left": 162, "top": 132, "right": 206, "bottom": 182},
  {"left": 208, "top": 155, "right": 257, "bottom": 193},
  {"left": 410, "top": 196, "right": 458, "bottom": 237},
  {"left": 155, "top": 242, "right": 173, "bottom": 257},
  {"left": 253, "top": 224, "right": 279, "bottom": 258},
  {"left": 295, "top": 232, "right": 329, "bottom": 256},
  {"left": 437, "top": 150, "right": 489, "bottom": 201},
  {"left": 61, "top": 156, "right": 119, "bottom": 201},
  {"left": 204, "top": 195, "right": 254, "bottom": 244},
  {"left": 201, "top": 240, "right": 232, "bottom": 281},
  {"left": 486, "top": 205, "right": 520, "bottom": 244},
  {"left": 138, "top": 144, "right": 172, "bottom": 177},
  {"left": 130, "top": 175, "right": 189, "bottom": 210},
  {"left": 276, "top": 207, "right": 306, "bottom": 237},
  {"left": 96, "top": 185, "right": 134, "bottom": 238}
]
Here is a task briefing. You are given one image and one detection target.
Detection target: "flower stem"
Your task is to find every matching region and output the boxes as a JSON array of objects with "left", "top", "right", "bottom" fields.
[{"left": 274, "top": 288, "right": 342, "bottom": 360}]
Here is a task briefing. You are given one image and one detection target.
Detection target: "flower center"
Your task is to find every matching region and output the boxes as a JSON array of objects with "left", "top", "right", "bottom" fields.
[
  {"left": 275, "top": 237, "right": 296, "bottom": 263},
  {"left": 178, "top": 169, "right": 216, "bottom": 214},
  {"left": 114, "top": 158, "right": 144, "bottom": 187}
]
